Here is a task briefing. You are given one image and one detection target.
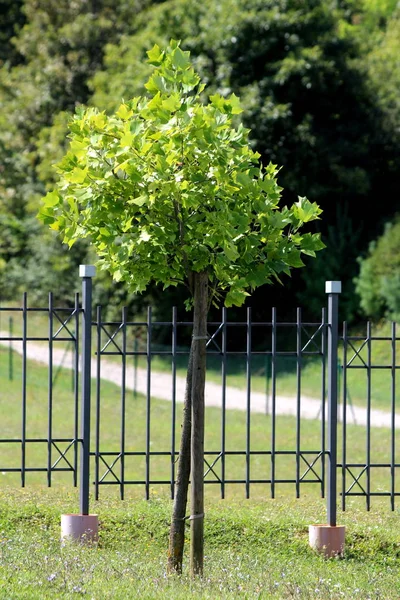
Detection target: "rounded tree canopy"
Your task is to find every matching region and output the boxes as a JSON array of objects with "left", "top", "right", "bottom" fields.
[{"left": 39, "top": 40, "right": 324, "bottom": 307}]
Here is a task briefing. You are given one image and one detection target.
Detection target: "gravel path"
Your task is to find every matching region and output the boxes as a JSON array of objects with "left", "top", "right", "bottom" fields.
[{"left": 0, "top": 335, "right": 398, "bottom": 429}]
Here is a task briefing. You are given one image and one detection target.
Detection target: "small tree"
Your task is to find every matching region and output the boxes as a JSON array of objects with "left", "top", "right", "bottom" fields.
[{"left": 39, "top": 40, "right": 324, "bottom": 576}]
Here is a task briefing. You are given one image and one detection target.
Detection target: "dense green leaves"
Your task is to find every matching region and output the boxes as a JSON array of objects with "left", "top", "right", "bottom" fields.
[
  {"left": 0, "top": 1, "right": 399, "bottom": 320},
  {"left": 87, "top": 0, "right": 400, "bottom": 317},
  {"left": 355, "top": 217, "right": 400, "bottom": 321},
  {"left": 366, "top": 7, "right": 400, "bottom": 139},
  {"left": 0, "top": 0, "right": 156, "bottom": 305},
  {"left": 41, "top": 41, "right": 324, "bottom": 307}
]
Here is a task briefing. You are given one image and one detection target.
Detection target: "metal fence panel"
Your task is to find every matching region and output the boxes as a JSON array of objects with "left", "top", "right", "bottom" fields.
[{"left": 0, "top": 275, "right": 399, "bottom": 513}]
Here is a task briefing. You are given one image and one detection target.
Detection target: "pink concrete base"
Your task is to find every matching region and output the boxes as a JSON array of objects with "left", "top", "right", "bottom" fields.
[
  {"left": 309, "top": 525, "right": 345, "bottom": 558},
  {"left": 61, "top": 514, "right": 99, "bottom": 543}
]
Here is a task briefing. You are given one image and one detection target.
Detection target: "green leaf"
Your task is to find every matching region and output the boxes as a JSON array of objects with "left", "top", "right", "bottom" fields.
[
  {"left": 147, "top": 44, "right": 163, "bottom": 66},
  {"left": 225, "top": 288, "right": 250, "bottom": 307},
  {"left": 223, "top": 242, "right": 239, "bottom": 261},
  {"left": 285, "top": 249, "right": 305, "bottom": 268},
  {"left": 37, "top": 206, "right": 55, "bottom": 225},
  {"left": 292, "top": 197, "right": 322, "bottom": 223},
  {"left": 300, "top": 233, "right": 326, "bottom": 256},
  {"left": 120, "top": 130, "right": 134, "bottom": 147},
  {"left": 162, "top": 94, "right": 180, "bottom": 112},
  {"left": 171, "top": 46, "right": 190, "bottom": 69},
  {"left": 67, "top": 167, "right": 88, "bottom": 184},
  {"left": 69, "top": 139, "right": 88, "bottom": 159},
  {"left": 99, "top": 227, "right": 111, "bottom": 237},
  {"left": 130, "top": 120, "right": 143, "bottom": 135},
  {"left": 147, "top": 91, "right": 163, "bottom": 110},
  {"left": 228, "top": 93, "right": 243, "bottom": 115},
  {"left": 116, "top": 103, "right": 133, "bottom": 120},
  {"left": 122, "top": 216, "right": 134, "bottom": 232},
  {"left": 139, "top": 229, "right": 151, "bottom": 242},
  {"left": 128, "top": 195, "right": 148, "bottom": 206},
  {"left": 43, "top": 190, "right": 61, "bottom": 208},
  {"left": 145, "top": 75, "right": 168, "bottom": 93},
  {"left": 141, "top": 141, "right": 152, "bottom": 154},
  {"left": 92, "top": 113, "right": 107, "bottom": 128},
  {"left": 114, "top": 269, "right": 123, "bottom": 282},
  {"left": 209, "top": 94, "right": 226, "bottom": 111}
]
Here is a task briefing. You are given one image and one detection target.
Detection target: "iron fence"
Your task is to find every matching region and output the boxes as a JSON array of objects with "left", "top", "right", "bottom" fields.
[
  {"left": 340, "top": 321, "right": 400, "bottom": 511},
  {"left": 0, "top": 269, "right": 399, "bottom": 521},
  {"left": 0, "top": 293, "right": 80, "bottom": 487},
  {"left": 92, "top": 304, "right": 327, "bottom": 503}
]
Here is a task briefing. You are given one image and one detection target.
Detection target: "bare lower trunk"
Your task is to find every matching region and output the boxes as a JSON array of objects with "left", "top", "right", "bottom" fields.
[
  {"left": 167, "top": 346, "right": 193, "bottom": 574},
  {"left": 167, "top": 271, "right": 208, "bottom": 576},
  {"left": 190, "top": 271, "right": 208, "bottom": 577}
]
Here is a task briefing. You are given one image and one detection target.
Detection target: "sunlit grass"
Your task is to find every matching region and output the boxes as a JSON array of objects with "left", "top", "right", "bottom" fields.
[
  {"left": 0, "top": 324, "right": 400, "bottom": 597},
  {"left": 0, "top": 488, "right": 400, "bottom": 599}
]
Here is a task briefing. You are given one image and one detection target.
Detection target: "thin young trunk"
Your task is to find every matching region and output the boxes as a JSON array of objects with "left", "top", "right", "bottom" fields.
[
  {"left": 190, "top": 271, "right": 208, "bottom": 577},
  {"left": 168, "top": 342, "right": 193, "bottom": 574},
  {"left": 167, "top": 346, "right": 193, "bottom": 574}
]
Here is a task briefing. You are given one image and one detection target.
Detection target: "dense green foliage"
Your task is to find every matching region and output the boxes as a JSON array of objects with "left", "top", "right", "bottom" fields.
[
  {"left": 40, "top": 42, "right": 324, "bottom": 308},
  {"left": 0, "top": 0, "right": 399, "bottom": 321},
  {"left": 0, "top": 0, "right": 156, "bottom": 306},
  {"left": 355, "top": 217, "right": 400, "bottom": 321},
  {"left": 88, "top": 0, "right": 400, "bottom": 317}
]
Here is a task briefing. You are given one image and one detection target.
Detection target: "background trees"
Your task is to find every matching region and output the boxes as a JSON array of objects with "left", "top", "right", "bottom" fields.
[
  {"left": 0, "top": 0, "right": 154, "bottom": 305},
  {"left": 0, "top": 0, "right": 399, "bottom": 323},
  {"left": 88, "top": 0, "right": 400, "bottom": 318},
  {"left": 356, "top": 217, "right": 400, "bottom": 322}
]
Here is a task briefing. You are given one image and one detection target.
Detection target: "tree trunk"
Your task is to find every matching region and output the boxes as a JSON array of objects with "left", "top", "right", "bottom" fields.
[
  {"left": 190, "top": 271, "right": 208, "bottom": 576},
  {"left": 167, "top": 346, "right": 193, "bottom": 574}
]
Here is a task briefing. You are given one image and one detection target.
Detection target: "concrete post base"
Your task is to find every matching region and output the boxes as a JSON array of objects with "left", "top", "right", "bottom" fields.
[
  {"left": 61, "top": 514, "right": 99, "bottom": 543},
  {"left": 309, "top": 525, "right": 345, "bottom": 558}
]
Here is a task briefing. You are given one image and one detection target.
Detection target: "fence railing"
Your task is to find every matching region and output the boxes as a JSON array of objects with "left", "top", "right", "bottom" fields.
[
  {"left": 0, "top": 294, "right": 80, "bottom": 488},
  {"left": 0, "top": 268, "right": 399, "bottom": 520},
  {"left": 340, "top": 320, "right": 400, "bottom": 511}
]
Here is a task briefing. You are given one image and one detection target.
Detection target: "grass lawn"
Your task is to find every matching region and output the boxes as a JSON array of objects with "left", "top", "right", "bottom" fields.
[
  {"left": 0, "top": 488, "right": 399, "bottom": 599},
  {"left": 0, "top": 321, "right": 400, "bottom": 598}
]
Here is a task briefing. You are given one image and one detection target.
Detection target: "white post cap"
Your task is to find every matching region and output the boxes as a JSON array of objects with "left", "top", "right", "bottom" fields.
[
  {"left": 79, "top": 265, "right": 96, "bottom": 278},
  {"left": 325, "top": 281, "right": 342, "bottom": 294}
]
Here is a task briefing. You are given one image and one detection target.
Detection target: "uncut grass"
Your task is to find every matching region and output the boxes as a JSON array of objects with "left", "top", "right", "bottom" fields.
[
  {"left": 1, "top": 347, "right": 400, "bottom": 598},
  {"left": 0, "top": 489, "right": 400, "bottom": 599},
  {"left": 0, "top": 349, "right": 399, "bottom": 505}
]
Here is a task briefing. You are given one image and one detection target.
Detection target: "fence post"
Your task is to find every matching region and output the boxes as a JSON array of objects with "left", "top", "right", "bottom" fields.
[
  {"left": 61, "top": 265, "right": 98, "bottom": 543},
  {"left": 326, "top": 280, "right": 341, "bottom": 526},
  {"left": 309, "top": 281, "right": 345, "bottom": 557},
  {"left": 79, "top": 265, "right": 95, "bottom": 515}
]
